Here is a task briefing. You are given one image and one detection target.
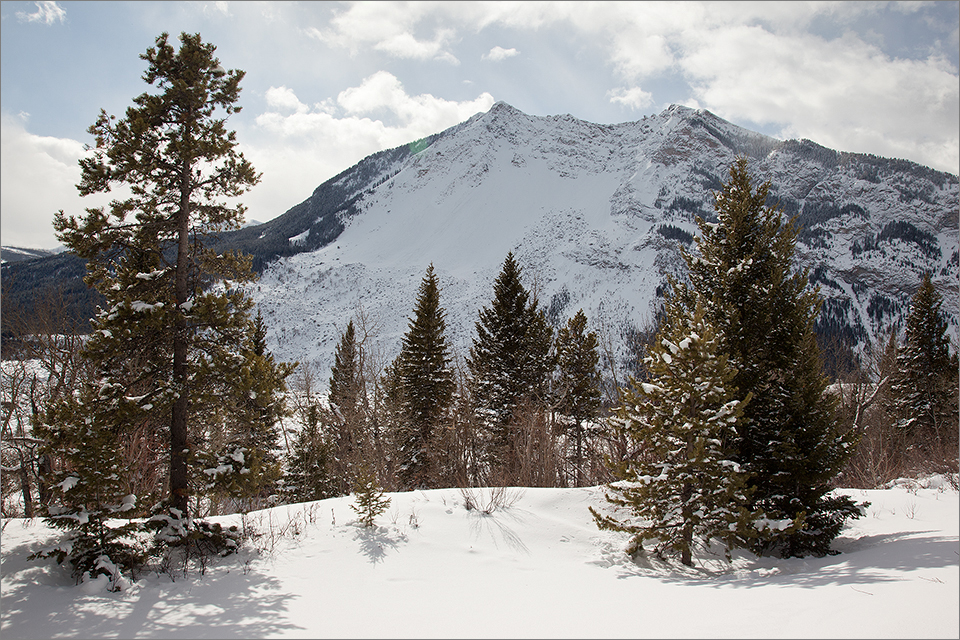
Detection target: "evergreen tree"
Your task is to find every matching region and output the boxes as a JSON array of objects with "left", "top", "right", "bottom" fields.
[
  {"left": 52, "top": 32, "right": 261, "bottom": 521},
  {"left": 887, "top": 273, "right": 959, "bottom": 462},
  {"left": 468, "top": 253, "right": 554, "bottom": 475},
  {"left": 350, "top": 462, "right": 391, "bottom": 528},
  {"left": 202, "top": 311, "right": 296, "bottom": 511},
  {"left": 591, "top": 300, "right": 760, "bottom": 566},
  {"left": 330, "top": 321, "right": 362, "bottom": 419},
  {"left": 554, "top": 309, "right": 602, "bottom": 485},
  {"left": 283, "top": 403, "right": 337, "bottom": 503},
  {"left": 392, "top": 264, "right": 456, "bottom": 489},
  {"left": 327, "top": 321, "right": 366, "bottom": 494},
  {"left": 31, "top": 380, "right": 144, "bottom": 590},
  {"left": 676, "top": 157, "right": 863, "bottom": 558}
]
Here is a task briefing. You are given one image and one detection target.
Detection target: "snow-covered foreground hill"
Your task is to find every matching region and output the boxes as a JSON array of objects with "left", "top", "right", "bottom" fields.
[{"left": 2, "top": 480, "right": 958, "bottom": 639}]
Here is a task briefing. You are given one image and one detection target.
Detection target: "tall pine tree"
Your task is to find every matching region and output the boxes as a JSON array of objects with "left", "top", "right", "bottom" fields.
[
  {"left": 468, "top": 253, "right": 554, "bottom": 478},
  {"left": 326, "top": 320, "right": 366, "bottom": 495},
  {"left": 392, "top": 264, "right": 456, "bottom": 489},
  {"left": 52, "top": 32, "right": 262, "bottom": 522},
  {"left": 886, "top": 273, "right": 959, "bottom": 465},
  {"left": 676, "top": 157, "right": 863, "bottom": 558}
]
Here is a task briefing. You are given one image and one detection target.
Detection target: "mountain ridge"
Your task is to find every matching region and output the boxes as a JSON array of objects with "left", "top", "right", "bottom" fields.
[
  {"left": 3, "top": 102, "right": 957, "bottom": 377},
  {"left": 246, "top": 102, "right": 958, "bottom": 376}
]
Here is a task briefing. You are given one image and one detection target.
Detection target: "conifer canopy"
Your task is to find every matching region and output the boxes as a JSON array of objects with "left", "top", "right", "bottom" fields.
[
  {"left": 52, "top": 32, "right": 271, "bottom": 520},
  {"left": 676, "top": 157, "right": 864, "bottom": 558}
]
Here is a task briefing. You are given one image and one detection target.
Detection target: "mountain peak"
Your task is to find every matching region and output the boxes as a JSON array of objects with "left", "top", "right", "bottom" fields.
[
  {"left": 662, "top": 103, "right": 698, "bottom": 116},
  {"left": 486, "top": 101, "right": 524, "bottom": 118},
  {"left": 489, "top": 100, "right": 517, "bottom": 111},
  {"left": 659, "top": 103, "right": 727, "bottom": 127},
  {"left": 244, "top": 101, "right": 957, "bottom": 375}
]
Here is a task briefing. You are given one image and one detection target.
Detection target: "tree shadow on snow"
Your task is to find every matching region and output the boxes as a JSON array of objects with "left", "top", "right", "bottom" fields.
[
  {"left": 590, "top": 529, "right": 959, "bottom": 590},
  {"left": 1, "top": 534, "right": 304, "bottom": 639},
  {"left": 351, "top": 523, "right": 409, "bottom": 564}
]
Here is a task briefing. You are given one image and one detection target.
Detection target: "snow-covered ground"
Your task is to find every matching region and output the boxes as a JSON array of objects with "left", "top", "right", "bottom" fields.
[{"left": 2, "top": 479, "right": 958, "bottom": 639}]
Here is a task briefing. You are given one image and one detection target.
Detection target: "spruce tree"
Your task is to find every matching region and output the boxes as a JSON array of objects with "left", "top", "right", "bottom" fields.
[
  {"left": 202, "top": 311, "right": 296, "bottom": 511},
  {"left": 350, "top": 462, "right": 391, "bottom": 528},
  {"left": 327, "top": 321, "right": 366, "bottom": 495},
  {"left": 554, "top": 309, "right": 602, "bottom": 485},
  {"left": 887, "top": 273, "right": 959, "bottom": 463},
  {"left": 468, "top": 253, "right": 554, "bottom": 475},
  {"left": 591, "top": 300, "right": 759, "bottom": 567},
  {"left": 677, "top": 156, "right": 863, "bottom": 558},
  {"left": 283, "top": 403, "right": 337, "bottom": 503},
  {"left": 52, "top": 32, "right": 262, "bottom": 521},
  {"left": 330, "top": 321, "right": 362, "bottom": 419},
  {"left": 393, "top": 264, "right": 455, "bottom": 489},
  {"left": 31, "top": 381, "right": 145, "bottom": 590}
]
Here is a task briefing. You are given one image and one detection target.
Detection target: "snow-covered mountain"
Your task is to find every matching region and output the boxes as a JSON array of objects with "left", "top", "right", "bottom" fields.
[
  {"left": 0, "top": 246, "right": 60, "bottom": 264},
  {"left": 248, "top": 102, "right": 958, "bottom": 376}
]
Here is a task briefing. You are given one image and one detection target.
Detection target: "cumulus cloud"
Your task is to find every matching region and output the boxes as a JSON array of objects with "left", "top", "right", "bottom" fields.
[
  {"left": 607, "top": 86, "right": 654, "bottom": 110},
  {"left": 483, "top": 46, "right": 519, "bottom": 62},
  {"left": 264, "top": 86, "right": 309, "bottom": 114},
  {"left": 258, "top": 72, "right": 494, "bottom": 143},
  {"left": 242, "top": 74, "right": 495, "bottom": 224},
  {"left": 16, "top": 0, "right": 66, "bottom": 25},
  {"left": 0, "top": 114, "right": 114, "bottom": 249},
  {"left": 307, "top": 2, "right": 460, "bottom": 63}
]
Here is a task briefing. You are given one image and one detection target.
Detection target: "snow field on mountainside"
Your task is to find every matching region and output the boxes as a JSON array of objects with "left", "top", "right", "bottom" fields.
[
  {"left": 250, "top": 103, "right": 958, "bottom": 381},
  {"left": 2, "top": 480, "right": 957, "bottom": 638}
]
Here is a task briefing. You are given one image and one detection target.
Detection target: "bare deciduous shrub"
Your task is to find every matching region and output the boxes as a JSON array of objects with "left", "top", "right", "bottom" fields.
[
  {"left": 836, "top": 331, "right": 959, "bottom": 490},
  {"left": 459, "top": 486, "right": 525, "bottom": 514}
]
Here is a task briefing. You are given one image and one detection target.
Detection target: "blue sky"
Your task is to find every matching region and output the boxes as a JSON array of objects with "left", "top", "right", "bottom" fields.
[{"left": 2, "top": 1, "right": 958, "bottom": 249}]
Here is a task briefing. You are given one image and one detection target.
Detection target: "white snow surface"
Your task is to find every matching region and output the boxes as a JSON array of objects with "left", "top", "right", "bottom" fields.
[{"left": 2, "top": 481, "right": 958, "bottom": 638}]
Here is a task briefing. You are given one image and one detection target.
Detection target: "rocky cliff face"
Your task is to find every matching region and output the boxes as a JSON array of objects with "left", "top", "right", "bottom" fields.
[{"left": 247, "top": 101, "right": 958, "bottom": 378}]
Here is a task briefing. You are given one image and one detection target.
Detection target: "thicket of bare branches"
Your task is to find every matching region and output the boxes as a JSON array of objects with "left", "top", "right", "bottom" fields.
[
  {"left": 836, "top": 331, "right": 959, "bottom": 490},
  {"left": 2, "top": 286, "right": 92, "bottom": 517}
]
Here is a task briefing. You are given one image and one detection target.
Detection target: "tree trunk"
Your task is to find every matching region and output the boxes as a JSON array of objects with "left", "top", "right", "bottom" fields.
[
  {"left": 18, "top": 454, "right": 34, "bottom": 519},
  {"left": 574, "top": 419, "right": 583, "bottom": 487},
  {"left": 169, "top": 148, "right": 192, "bottom": 518},
  {"left": 681, "top": 479, "right": 693, "bottom": 567},
  {"left": 680, "top": 432, "right": 695, "bottom": 567}
]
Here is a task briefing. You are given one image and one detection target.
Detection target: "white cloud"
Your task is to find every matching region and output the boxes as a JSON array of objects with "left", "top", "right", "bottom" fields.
[
  {"left": 264, "top": 86, "right": 309, "bottom": 114},
  {"left": 203, "top": 1, "right": 230, "bottom": 18},
  {"left": 331, "top": 1, "right": 957, "bottom": 172},
  {"left": 0, "top": 115, "right": 110, "bottom": 249},
  {"left": 243, "top": 75, "right": 494, "bottom": 225},
  {"left": 607, "top": 86, "right": 654, "bottom": 110},
  {"left": 307, "top": 2, "right": 460, "bottom": 63},
  {"left": 483, "top": 46, "right": 519, "bottom": 62},
  {"left": 678, "top": 25, "right": 959, "bottom": 172},
  {"left": 16, "top": 1, "right": 66, "bottom": 25}
]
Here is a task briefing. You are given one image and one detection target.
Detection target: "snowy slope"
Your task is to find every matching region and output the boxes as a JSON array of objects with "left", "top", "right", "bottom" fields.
[
  {"left": 2, "top": 480, "right": 958, "bottom": 638},
  {"left": 0, "top": 246, "right": 59, "bottom": 264},
  {"left": 248, "top": 103, "right": 958, "bottom": 376}
]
